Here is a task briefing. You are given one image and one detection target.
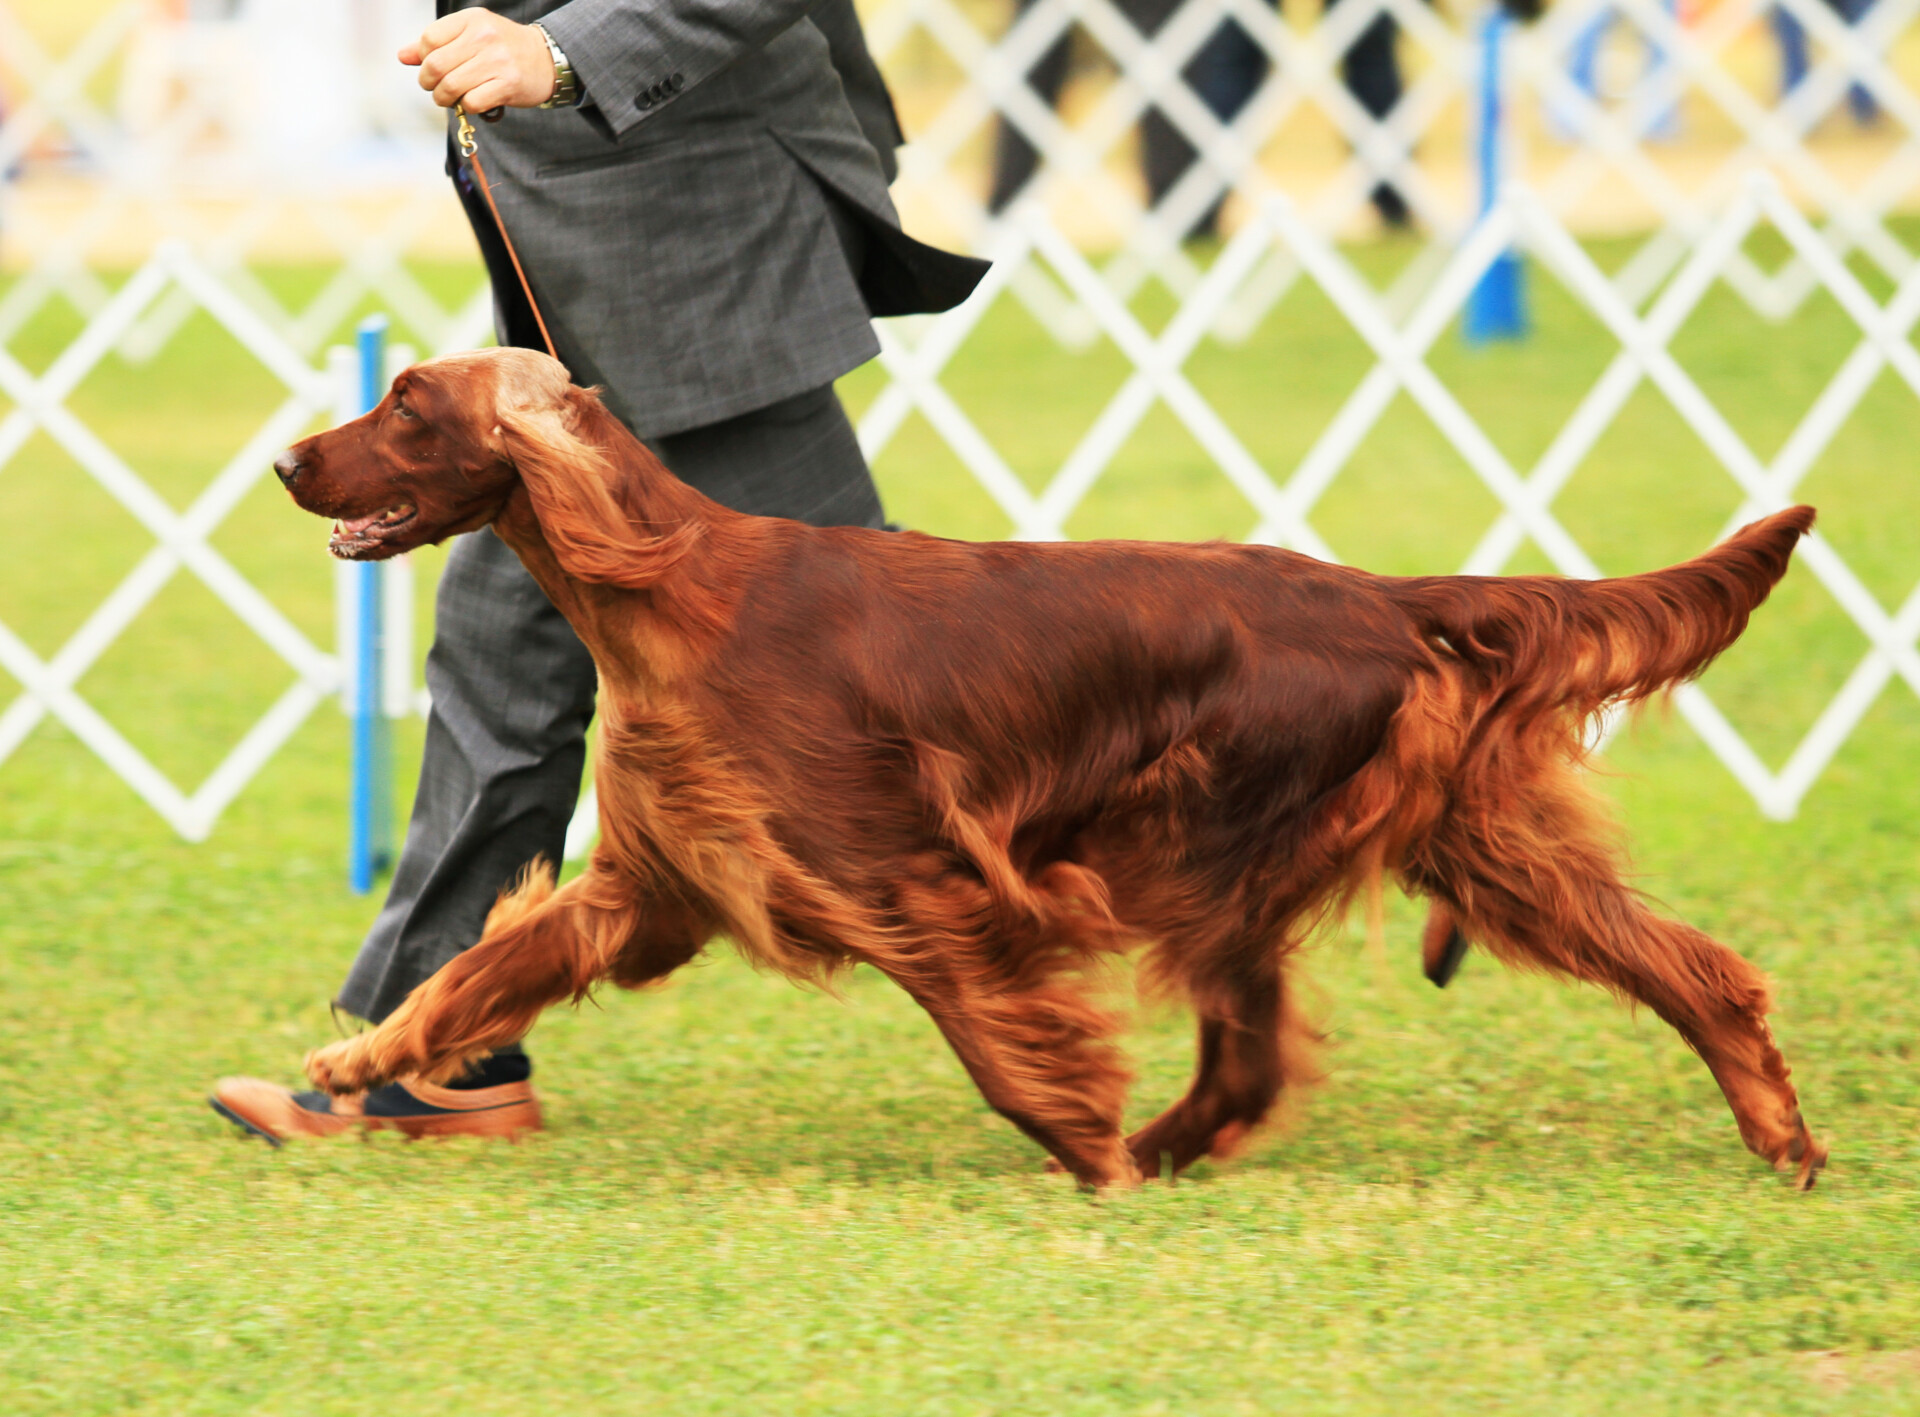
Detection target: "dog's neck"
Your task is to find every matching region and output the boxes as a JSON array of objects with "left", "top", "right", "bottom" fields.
[{"left": 490, "top": 421, "right": 741, "bottom": 695}]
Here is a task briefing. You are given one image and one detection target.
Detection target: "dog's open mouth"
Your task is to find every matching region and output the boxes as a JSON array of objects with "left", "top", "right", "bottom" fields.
[{"left": 329, "top": 503, "right": 418, "bottom": 558}]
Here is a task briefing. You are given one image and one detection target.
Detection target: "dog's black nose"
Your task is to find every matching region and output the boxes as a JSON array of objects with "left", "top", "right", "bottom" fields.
[{"left": 273, "top": 451, "right": 303, "bottom": 488}]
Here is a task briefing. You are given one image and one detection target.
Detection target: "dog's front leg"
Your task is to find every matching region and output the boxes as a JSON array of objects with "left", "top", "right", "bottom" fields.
[{"left": 306, "top": 865, "right": 635, "bottom": 1094}]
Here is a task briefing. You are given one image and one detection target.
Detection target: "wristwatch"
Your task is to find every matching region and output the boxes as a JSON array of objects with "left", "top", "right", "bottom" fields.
[{"left": 534, "top": 23, "right": 581, "bottom": 109}]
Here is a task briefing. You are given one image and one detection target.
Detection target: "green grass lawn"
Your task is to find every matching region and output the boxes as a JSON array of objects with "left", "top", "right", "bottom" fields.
[{"left": 2, "top": 238, "right": 1918, "bottom": 1414}]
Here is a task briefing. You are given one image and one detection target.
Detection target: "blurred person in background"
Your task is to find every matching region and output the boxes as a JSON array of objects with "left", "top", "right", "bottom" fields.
[
  {"left": 987, "top": 0, "right": 1414, "bottom": 238},
  {"left": 212, "top": 0, "right": 987, "bottom": 1143},
  {"left": 1775, "top": 0, "right": 1880, "bottom": 124}
]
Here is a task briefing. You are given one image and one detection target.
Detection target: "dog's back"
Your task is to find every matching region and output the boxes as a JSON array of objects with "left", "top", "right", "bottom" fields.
[{"left": 686, "top": 510, "right": 1811, "bottom": 934}]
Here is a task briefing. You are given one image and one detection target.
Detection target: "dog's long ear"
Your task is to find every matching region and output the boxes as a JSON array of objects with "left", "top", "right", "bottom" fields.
[{"left": 497, "top": 396, "right": 699, "bottom": 589}]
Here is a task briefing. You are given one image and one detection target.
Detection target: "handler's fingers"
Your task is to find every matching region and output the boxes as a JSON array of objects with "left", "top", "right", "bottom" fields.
[
  {"left": 431, "top": 53, "right": 515, "bottom": 110},
  {"left": 455, "top": 76, "right": 518, "bottom": 116},
  {"left": 403, "top": 10, "right": 480, "bottom": 72},
  {"left": 415, "top": 9, "right": 479, "bottom": 57},
  {"left": 419, "top": 32, "right": 485, "bottom": 97}
]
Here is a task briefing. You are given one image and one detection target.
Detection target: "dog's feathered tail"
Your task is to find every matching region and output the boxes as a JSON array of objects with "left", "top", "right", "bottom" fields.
[
  {"left": 1389, "top": 507, "right": 1812, "bottom": 989},
  {"left": 1386, "top": 506, "right": 1813, "bottom": 721}
]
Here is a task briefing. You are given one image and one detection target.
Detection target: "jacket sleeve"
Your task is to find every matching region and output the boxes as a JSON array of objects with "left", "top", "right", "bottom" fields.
[{"left": 538, "top": 0, "right": 825, "bottom": 139}]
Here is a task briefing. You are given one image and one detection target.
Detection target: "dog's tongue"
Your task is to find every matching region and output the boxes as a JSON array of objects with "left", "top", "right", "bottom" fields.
[{"left": 337, "top": 511, "right": 385, "bottom": 536}]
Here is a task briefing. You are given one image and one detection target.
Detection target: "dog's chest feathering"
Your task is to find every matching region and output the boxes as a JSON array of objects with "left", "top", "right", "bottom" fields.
[{"left": 587, "top": 700, "right": 887, "bottom": 980}]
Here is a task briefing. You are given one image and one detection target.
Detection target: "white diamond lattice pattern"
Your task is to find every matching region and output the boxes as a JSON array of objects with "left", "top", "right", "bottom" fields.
[{"left": 0, "top": 245, "right": 340, "bottom": 840}]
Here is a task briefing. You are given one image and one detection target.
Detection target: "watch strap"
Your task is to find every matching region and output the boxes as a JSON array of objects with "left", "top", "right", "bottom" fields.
[{"left": 533, "top": 23, "right": 581, "bottom": 109}]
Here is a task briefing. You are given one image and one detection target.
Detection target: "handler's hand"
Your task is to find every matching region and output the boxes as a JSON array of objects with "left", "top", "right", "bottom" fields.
[{"left": 400, "top": 9, "right": 554, "bottom": 111}]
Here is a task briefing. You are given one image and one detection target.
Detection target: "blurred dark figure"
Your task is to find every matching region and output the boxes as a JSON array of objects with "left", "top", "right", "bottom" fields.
[
  {"left": 987, "top": 0, "right": 1412, "bottom": 238},
  {"left": 1774, "top": 0, "right": 1879, "bottom": 125}
]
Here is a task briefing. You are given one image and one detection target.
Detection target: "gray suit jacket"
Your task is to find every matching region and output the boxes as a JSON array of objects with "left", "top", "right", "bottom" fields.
[{"left": 444, "top": 0, "right": 986, "bottom": 438}]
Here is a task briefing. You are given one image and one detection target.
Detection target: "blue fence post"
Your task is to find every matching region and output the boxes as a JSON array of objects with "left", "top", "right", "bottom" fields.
[
  {"left": 348, "top": 314, "right": 392, "bottom": 895},
  {"left": 1466, "top": 8, "right": 1528, "bottom": 345}
]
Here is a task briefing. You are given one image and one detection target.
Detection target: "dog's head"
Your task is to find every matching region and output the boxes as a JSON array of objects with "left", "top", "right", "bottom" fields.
[{"left": 273, "top": 347, "right": 578, "bottom": 561}]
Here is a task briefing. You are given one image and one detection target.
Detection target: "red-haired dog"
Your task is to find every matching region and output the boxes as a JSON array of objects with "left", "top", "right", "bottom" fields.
[{"left": 274, "top": 348, "right": 1826, "bottom": 1189}]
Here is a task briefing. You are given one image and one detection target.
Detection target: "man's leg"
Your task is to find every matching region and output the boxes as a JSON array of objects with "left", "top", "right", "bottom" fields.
[
  {"left": 1166, "top": 14, "right": 1269, "bottom": 239},
  {"left": 208, "top": 529, "right": 592, "bottom": 1143},
  {"left": 335, "top": 527, "right": 599, "bottom": 1035},
  {"left": 987, "top": 0, "right": 1074, "bottom": 214},
  {"left": 1132, "top": 0, "right": 1273, "bottom": 241},
  {"left": 1328, "top": 0, "right": 1411, "bottom": 228}
]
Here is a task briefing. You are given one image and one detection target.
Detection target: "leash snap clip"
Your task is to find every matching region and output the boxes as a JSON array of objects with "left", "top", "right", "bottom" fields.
[{"left": 451, "top": 100, "right": 560, "bottom": 365}]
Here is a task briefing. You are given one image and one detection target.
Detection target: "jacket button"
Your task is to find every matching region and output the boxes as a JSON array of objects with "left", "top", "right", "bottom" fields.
[
  {"left": 636, "top": 91, "right": 654, "bottom": 110},
  {"left": 670, "top": 72, "right": 684, "bottom": 91},
  {"left": 651, "top": 83, "right": 665, "bottom": 99}
]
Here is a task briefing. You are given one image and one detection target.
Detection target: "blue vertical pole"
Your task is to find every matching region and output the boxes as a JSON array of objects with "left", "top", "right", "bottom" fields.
[
  {"left": 1466, "top": 8, "right": 1528, "bottom": 344},
  {"left": 348, "top": 315, "right": 392, "bottom": 895}
]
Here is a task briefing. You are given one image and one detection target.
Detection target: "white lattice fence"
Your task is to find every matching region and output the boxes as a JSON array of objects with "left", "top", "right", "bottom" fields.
[
  {"left": 872, "top": 0, "right": 1478, "bottom": 341},
  {"left": 868, "top": 0, "right": 1920, "bottom": 328},
  {"left": 0, "top": 243, "right": 343, "bottom": 839},
  {"left": 11, "top": 0, "right": 1917, "bottom": 356},
  {"left": 1519, "top": 0, "right": 1920, "bottom": 316},
  {"left": 0, "top": 0, "right": 493, "bottom": 364}
]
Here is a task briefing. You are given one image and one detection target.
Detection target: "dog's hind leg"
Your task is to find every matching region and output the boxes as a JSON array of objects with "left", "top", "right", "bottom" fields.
[
  {"left": 1496, "top": 893, "right": 1823, "bottom": 1187},
  {"left": 1121, "top": 955, "right": 1314, "bottom": 1179},
  {"left": 306, "top": 863, "right": 650, "bottom": 1094},
  {"left": 1428, "top": 774, "right": 1826, "bottom": 1187}
]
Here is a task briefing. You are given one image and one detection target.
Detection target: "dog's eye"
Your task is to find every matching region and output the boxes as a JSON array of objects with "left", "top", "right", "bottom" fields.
[{"left": 394, "top": 402, "right": 417, "bottom": 421}]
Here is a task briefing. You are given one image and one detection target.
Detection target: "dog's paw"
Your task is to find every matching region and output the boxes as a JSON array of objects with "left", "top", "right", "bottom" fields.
[
  {"left": 1041, "top": 1143, "right": 1143, "bottom": 1190},
  {"left": 1781, "top": 1112, "right": 1829, "bottom": 1191},
  {"left": 305, "top": 1037, "right": 380, "bottom": 1095}
]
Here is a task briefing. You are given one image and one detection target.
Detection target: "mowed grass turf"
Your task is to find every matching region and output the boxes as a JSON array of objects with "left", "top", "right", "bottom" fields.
[{"left": 2, "top": 237, "right": 1919, "bottom": 1414}]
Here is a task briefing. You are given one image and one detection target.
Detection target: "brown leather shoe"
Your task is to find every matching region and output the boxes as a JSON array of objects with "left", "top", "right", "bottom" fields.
[{"left": 210, "top": 1076, "right": 542, "bottom": 1145}]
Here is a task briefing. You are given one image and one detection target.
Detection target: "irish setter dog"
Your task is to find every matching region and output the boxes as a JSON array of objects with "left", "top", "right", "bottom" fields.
[{"left": 275, "top": 347, "right": 1826, "bottom": 1190}]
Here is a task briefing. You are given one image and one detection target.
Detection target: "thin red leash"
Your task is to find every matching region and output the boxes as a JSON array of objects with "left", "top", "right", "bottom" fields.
[{"left": 456, "top": 104, "right": 559, "bottom": 363}]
